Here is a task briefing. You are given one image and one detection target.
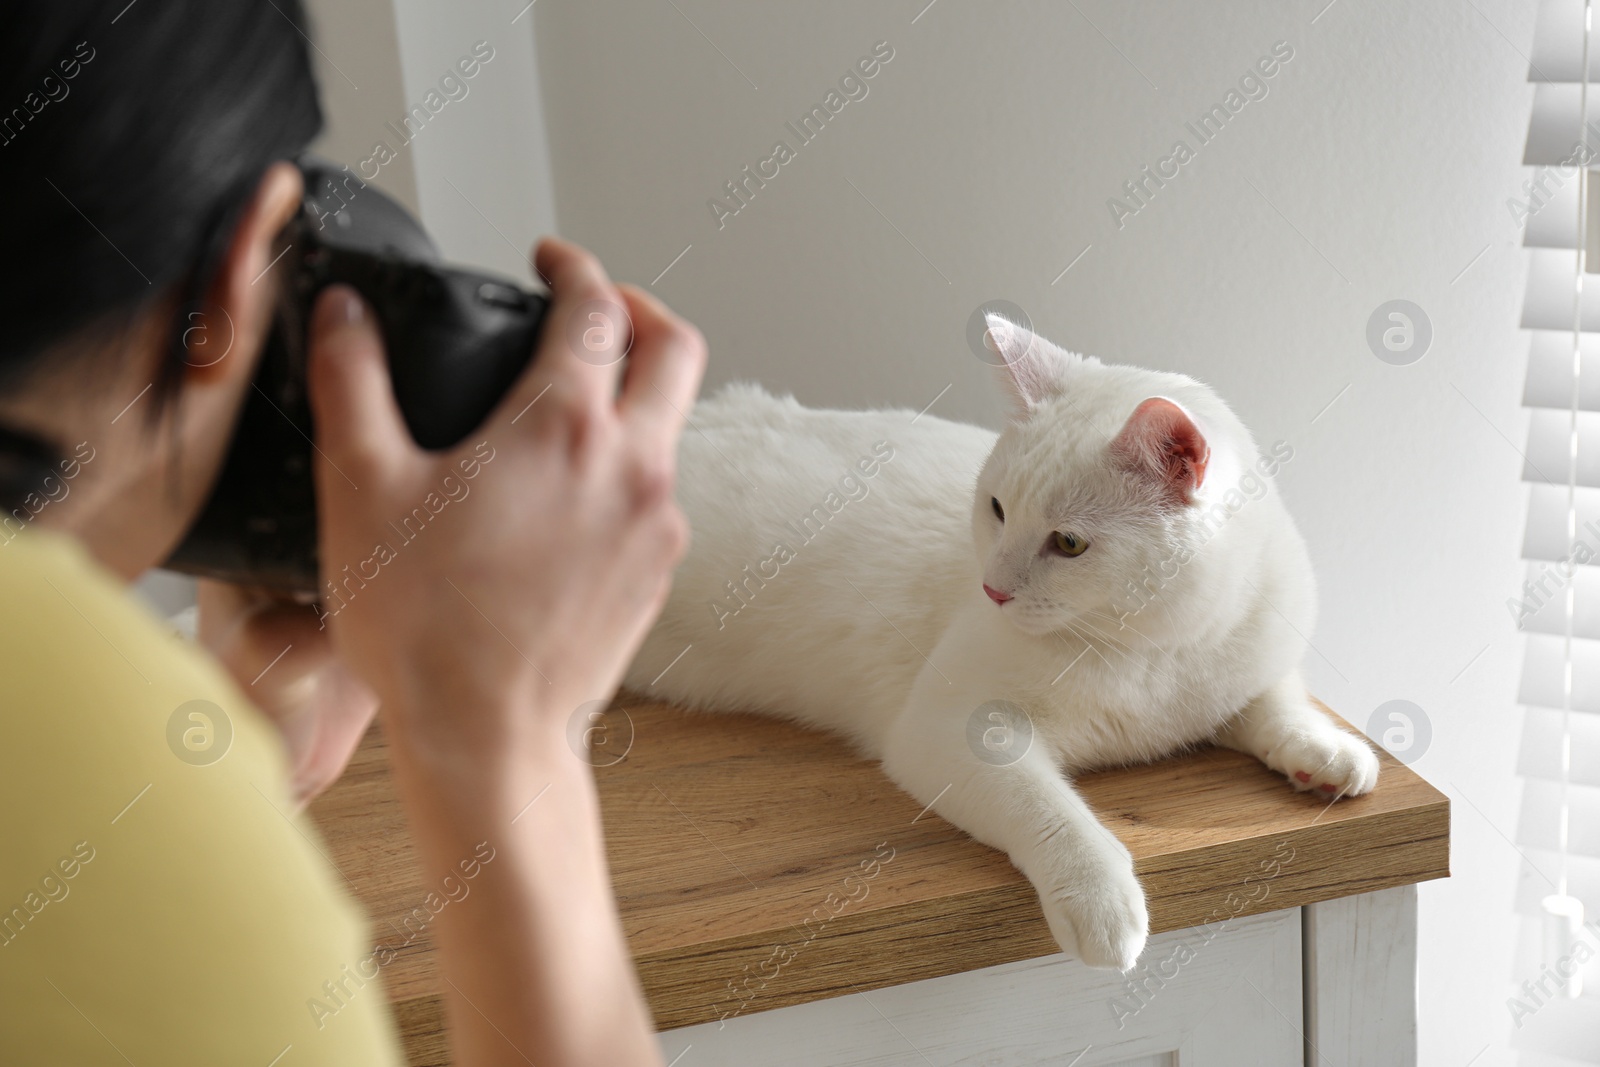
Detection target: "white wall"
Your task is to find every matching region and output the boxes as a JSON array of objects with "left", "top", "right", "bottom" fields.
[
  {"left": 304, "top": 0, "right": 556, "bottom": 280},
  {"left": 304, "top": 0, "right": 421, "bottom": 214},
  {"left": 389, "top": 0, "right": 557, "bottom": 280},
  {"left": 529, "top": 1, "right": 1547, "bottom": 1063}
]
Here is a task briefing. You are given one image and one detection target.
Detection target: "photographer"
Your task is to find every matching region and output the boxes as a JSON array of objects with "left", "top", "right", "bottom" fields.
[{"left": 0, "top": 2, "right": 703, "bottom": 1065}]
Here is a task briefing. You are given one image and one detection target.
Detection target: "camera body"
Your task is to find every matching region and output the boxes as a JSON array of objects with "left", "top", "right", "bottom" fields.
[{"left": 164, "top": 157, "right": 548, "bottom": 593}]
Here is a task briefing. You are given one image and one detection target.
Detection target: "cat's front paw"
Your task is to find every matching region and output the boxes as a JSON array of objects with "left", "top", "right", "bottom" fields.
[
  {"left": 1274, "top": 728, "right": 1380, "bottom": 799},
  {"left": 1037, "top": 861, "right": 1149, "bottom": 972}
]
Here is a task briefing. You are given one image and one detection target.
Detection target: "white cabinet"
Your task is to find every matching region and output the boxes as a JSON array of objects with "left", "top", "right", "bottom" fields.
[
  {"left": 662, "top": 910, "right": 1302, "bottom": 1066},
  {"left": 661, "top": 888, "right": 1419, "bottom": 1067}
]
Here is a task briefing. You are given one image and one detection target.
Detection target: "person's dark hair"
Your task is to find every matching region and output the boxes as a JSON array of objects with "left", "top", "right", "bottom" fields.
[{"left": 0, "top": 0, "right": 323, "bottom": 505}]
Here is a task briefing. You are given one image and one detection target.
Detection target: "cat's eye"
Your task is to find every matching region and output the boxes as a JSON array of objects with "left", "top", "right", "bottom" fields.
[
  {"left": 991, "top": 497, "right": 1005, "bottom": 522},
  {"left": 1051, "top": 531, "right": 1088, "bottom": 557}
]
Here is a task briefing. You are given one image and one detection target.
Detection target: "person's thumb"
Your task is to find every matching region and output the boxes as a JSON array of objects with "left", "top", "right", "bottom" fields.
[
  {"left": 306, "top": 284, "right": 411, "bottom": 478},
  {"left": 280, "top": 659, "right": 380, "bottom": 812}
]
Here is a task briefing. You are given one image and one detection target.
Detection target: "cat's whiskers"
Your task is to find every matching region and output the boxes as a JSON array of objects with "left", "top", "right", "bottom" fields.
[
  {"left": 1058, "top": 620, "right": 1122, "bottom": 667},
  {"left": 1078, "top": 609, "right": 1205, "bottom": 684},
  {"left": 1057, "top": 622, "right": 1113, "bottom": 675},
  {"left": 1082, "top": 608, "right": 1161, "bottom": 647},
  {"left": 1063, "top": 613, "right": 1217, "bottom": 712},
  {"left": 1064, "top": 613, "right": 1136, "bottom": 655}
]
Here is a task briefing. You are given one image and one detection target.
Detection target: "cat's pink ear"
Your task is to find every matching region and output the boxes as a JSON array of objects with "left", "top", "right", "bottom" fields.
[
  {"left": 1111, "top": 397, "right": 1209, "bottom": 504},
  {"left": 984, "top": 313, "right": 1074, "bottom": 417}
]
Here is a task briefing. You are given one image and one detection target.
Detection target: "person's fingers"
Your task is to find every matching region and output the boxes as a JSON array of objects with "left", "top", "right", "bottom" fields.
[
  {"left": 282, "top": 661, "right": 380, "bottom": 811},
  {"left": 615, "top": 284, "right": 706, "bottom": 446},
  {"left": 533, "top": 235, "right": 613, "bottom": 308},
  {"left": 195, "top": 578, "right": 258, "bottom": 653},
  {"left": 196, "top": 580, "right": 308, "bottom": 669},
  {"left": 307, "top": 285, "right": 414, "bottom": 479},
  {"left": 505, "top": 237, "right": 629, "bottom": 422},
  {"left": 195, "top": 583, "right": 376, "bottom": 809}
]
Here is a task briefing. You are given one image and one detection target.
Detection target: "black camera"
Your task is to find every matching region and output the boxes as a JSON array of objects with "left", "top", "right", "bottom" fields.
[{"left": 164, "top": 157, "right": 548, "bottom": 593}]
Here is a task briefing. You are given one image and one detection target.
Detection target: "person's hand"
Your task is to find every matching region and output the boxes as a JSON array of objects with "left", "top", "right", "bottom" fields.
[
  {"left": 306, "top": 235, "right": 700, "bottom": 1067},
  {"left": 306, "top": 237, "right": 705, "bottom": 775},
  {"left": 195, "top": 580, "right": 378, "bottom": 810}
]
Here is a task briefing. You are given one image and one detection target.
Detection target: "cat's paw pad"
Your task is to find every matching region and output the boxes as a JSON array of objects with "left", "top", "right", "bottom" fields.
[
  {"left": 1039, "top": 867, "right": 1149, "bottom": 972},
  {"left": 1276, "top": 729, "right": 1379, "bottom": 799}
]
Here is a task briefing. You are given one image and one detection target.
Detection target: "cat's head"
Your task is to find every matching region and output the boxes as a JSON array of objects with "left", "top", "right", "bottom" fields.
[{"left": 971, "top": 314, "right": 1223, "bottom": 637}]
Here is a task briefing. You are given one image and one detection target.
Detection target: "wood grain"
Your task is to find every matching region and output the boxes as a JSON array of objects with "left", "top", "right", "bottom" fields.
[{"left": 308, "top": 695, "right": 1449, "bottom": 1065}]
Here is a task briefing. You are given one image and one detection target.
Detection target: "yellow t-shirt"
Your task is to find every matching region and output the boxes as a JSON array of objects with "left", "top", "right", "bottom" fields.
[{"left": 0, "top": 529, "right": 403, "bottom": 1065}]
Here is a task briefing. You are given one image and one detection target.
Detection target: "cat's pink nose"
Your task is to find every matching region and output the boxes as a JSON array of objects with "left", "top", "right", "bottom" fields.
[{"left": 983, "top": 584, "right": 1013, "bottom": 604}]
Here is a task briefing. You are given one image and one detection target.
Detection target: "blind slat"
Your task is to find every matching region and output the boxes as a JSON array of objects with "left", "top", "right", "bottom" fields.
[
  {"left": 1524, "top": 408, "right": 1600, "bottom": 487},
  {"left": 1524, "top": 164, "right": 1584, "bottom": 251},
  {"left": 1522, "top": 246, "right": 1600, "bottom": 331},
  {"left": 1518, "top": 562, "right": 1600, "bottom": 640},
  {"left": 1521, "top": 482, "right": 1600, "bottom": 562},
  {"left": 1531, "top": 0, "right": 1600, "bottom": 83},
  {"left": 1517, "top": 779, "right": 1600, "bottom": 857},
  {"left": 1526, "top": 83, "right": 1600, "bottom": 165},
  {"left": 1518, "top": 631, "right": 1600, "bottom": 713},
  {"left": 1521, "top": 705, "right": 1600, "bottom": 787},
  {"left": 1524, "top": 330, "right": 1600, "bottom": 411}
]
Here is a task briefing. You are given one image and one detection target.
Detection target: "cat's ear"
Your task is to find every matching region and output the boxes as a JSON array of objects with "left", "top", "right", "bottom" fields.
[
  {"left": 984, "top": 313, "right": 1074, "bottom": 417},
  {"left": 1110, "top": 397, "right": 1210, "bottom": 504}
]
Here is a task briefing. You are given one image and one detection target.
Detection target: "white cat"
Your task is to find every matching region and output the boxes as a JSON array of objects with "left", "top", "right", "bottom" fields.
[{"left": 625, "top": 315, "right": 1379, "bottom": 970}]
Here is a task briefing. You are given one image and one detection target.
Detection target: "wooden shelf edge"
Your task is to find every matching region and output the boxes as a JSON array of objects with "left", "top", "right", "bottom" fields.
[{"left": 620, "top": 795, "right": 1450, "bottom": 1030}]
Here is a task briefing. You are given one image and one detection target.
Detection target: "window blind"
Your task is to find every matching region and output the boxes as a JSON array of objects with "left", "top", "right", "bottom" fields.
[{"left": 1515, "top": 1, "right": 1600, "bottom": 1056}]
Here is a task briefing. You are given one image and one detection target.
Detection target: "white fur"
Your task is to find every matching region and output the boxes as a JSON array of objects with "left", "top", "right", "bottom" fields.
[{"left": 625, "top": 318, "right": 1378, "bottom": 971}]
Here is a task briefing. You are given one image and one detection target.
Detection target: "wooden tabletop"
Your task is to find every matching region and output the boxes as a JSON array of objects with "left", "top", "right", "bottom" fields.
[{"left": 309, "top": 695, "right": 1449, "bottom": 1065}]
